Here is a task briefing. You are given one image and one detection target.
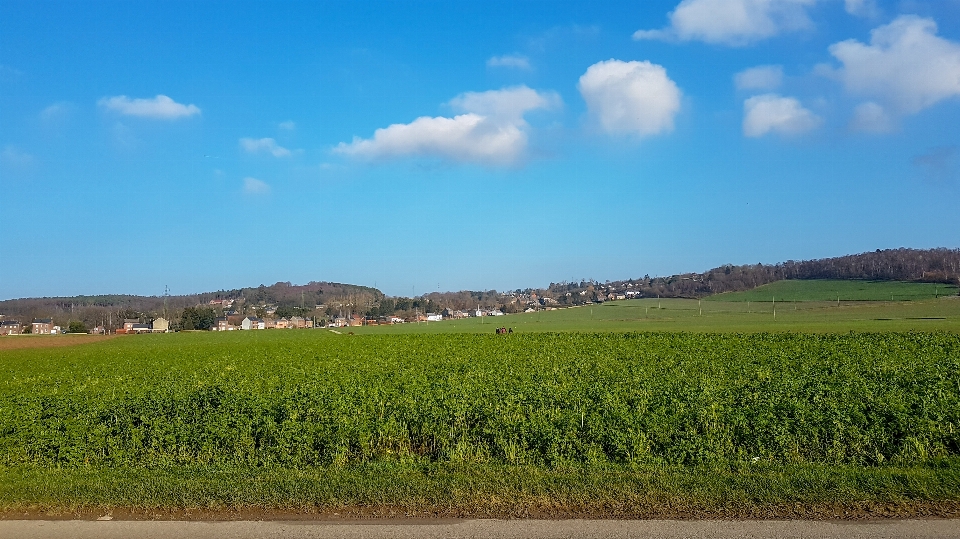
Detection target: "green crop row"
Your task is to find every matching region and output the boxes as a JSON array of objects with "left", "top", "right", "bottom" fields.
[{"left": 1, "top": 331, "right": 958, "bottom": 469}]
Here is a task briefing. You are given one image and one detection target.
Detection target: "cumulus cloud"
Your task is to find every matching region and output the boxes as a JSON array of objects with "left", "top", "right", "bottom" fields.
[
  {"left": 242, "top": 177, "right": 271, "bottom": 195},
  {"left": 734, "top": 65, "right": 783, "bottom": 90},
  {"left": 633, "top": 0, "right": 817, "bottom": 46},
  {"left": 240, "top": 137, "right": 292, "bottom": 157},
  {"left": 578, "top": 59, "right": 682, "bottom": 137},
  {"left": 486, "top": 54, "right": 531, "bottom": 70},
  {"left": 334, "top": 86, "right": 560, "bottom": 166},
  {"left": 844, "top": 0, "right": 879, "bottom": 18},
  {"left": 827, "top": 15, "right": 960, "bottom": 115},
  {"left": 849, "top": 101, "right": 892, "bottom": 133},
  {"left": 743, "top": 94, "right": 822, "bottom": 136},
  {"left": 98, "top": 94, "right": 200, "bottom": 119}
]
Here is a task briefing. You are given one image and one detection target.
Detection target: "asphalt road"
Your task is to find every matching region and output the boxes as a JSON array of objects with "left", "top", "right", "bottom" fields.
[{"left": 1, "top": 519, "right": 959, "bottom": 539}]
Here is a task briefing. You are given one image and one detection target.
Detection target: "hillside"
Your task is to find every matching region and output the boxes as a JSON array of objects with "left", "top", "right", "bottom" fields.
[
  {"left": 0, "top": 281, "right": 381, "bottom": 331},
  {"left": 705, "top": 279, "right": 959, "bottom": 303}
]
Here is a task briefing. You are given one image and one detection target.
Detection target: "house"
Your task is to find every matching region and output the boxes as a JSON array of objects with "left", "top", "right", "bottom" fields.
[
  {"left": 425, "top": 313, "right": 443, "bottom": 322},
  {"left": 241, "top": 317, "right": 266, "bottom": 330},
  {"left": 264, "top": 318, "right": 278, "bottom": 329},
  {"left": 130, "top": 323, "right": 152, "bottom": 334},
  {"left": 151, "top": 317, "right": 169, "bottom": 333},
  {"left": 0, "top": 320, "right": 20, "bottom": 335},
  {"left": 290, "top": 316, "right": 306, "bottom": 328},
  {"left": 32, "top": 319, "right": 54, "bottom": 335},
  {"left": 275, "top": 317, "right": 290, "bottom": 329},
  {"left": 212, "top": 317, "right": 235, "bottom": 331},
  {"left": 122, "top": 319, "right": 140, "bottom": 332}
]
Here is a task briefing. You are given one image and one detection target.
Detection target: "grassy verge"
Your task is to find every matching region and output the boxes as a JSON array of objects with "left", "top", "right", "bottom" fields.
[{"left": 1, "top": 461, "right": 958, "bottom": 518}]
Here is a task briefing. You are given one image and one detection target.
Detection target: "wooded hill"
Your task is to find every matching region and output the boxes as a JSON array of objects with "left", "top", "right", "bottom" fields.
[
  {"left": 601, "top": 247, "right": 960, "bottom": 300},
  {"left": 1, "top": 248, "right": 957, "bottom": 330},
  {"left": 0, "top": 281, "right": 381, "bottom": 331}
]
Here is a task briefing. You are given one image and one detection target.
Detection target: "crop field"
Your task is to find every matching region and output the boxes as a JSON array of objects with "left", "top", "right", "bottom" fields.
[{"left": 1, "top": 328, "right": 959, "bottom": 516}]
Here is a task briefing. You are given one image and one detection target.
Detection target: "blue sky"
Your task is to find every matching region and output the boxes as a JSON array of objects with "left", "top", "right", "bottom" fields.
[{"left": 2, "top": 0, "right": 959, "bottom": 300}]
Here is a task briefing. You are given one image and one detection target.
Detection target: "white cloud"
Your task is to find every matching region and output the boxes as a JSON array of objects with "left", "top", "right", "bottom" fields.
[
  {"left": 743, "top": 94, "right": 822, "bottom": 136},
  {"left": 334, "top": 86, "right": 560, "bottom": 166},
  {"left": 844, "top": 0, "right": 879, "bottom": 18},
  {"left": 97, "top": 94, "right": 201, "bottom": 119},
  {"left": 0, "top": 146, "right": 34, "bottom": 167},
  {"left": 40, "top": 102, "right": 72, "bottom": 121},
  {"left": 279, "top": 120, "right": 296, "bottom": 130},
  {"left": 486, "top": 54, "right": 531, "bottom": 70},
  {"left": 633, "top": 0, "right": 817, "bottom": 46},
  {"left": 828, "top": 15, "right": 960, "bottom": 115},
  {"left": 240, "top": 137, "right": 292, "bottom": 157},
  {"left": 578, "top": 59, "right": 682, "bottom": 137},
  {"left": 850, "top": 101, "right": 893, "bottom": 133},
  {"left": 734, "top": 65, "right": 784, "bottom": 90},
  {"left": 242, "top": 177, "right": 270, "bottom": 195}
]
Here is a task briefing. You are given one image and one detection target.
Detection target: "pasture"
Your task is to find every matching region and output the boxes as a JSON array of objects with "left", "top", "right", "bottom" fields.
[{"left": 350, "top": 295, "right": 960, "bottom": 335}]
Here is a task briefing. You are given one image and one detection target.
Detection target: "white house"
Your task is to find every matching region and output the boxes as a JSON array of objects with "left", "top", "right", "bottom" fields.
[{"left": 241, "top": 317, "right": 265, "bottom": 330}]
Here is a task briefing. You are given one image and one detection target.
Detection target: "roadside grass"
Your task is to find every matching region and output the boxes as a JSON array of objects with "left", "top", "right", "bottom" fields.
[{"left": 2, "top": 460, "right": 958, "bottom": 517}]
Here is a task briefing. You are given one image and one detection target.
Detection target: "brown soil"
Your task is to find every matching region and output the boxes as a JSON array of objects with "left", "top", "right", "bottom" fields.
[
  {"left": 2, "top": 501, "right": 959, "bottom": 521},
  {"left": 0, "top": 334, "right": 118, "bottom": 351}
]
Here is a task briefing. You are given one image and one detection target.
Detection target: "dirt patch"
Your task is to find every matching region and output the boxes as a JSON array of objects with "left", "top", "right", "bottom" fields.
[
  {"left": 2, "top": 501, "right": 959, "bottom": 521},
  {"left": 0, "top": 334, "right": 118, "bottom": 351}
]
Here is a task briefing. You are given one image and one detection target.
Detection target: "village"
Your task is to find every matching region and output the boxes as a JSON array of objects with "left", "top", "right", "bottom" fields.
[{"left": 0, "top": 285, "right": 641, "bottom": 336}]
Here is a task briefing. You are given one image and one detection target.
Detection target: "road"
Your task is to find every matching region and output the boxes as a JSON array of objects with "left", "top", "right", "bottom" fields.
[{"left": 1, "top": 519, "right": 958, "bottom": 539}]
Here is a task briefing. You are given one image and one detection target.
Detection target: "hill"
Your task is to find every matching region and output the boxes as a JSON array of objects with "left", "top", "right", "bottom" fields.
[
  {"left": 0, "top": 281, "right": 381, "bottom": 332},
  {"left": 705, "top": 279, "right": 959, "bottom": 302}
]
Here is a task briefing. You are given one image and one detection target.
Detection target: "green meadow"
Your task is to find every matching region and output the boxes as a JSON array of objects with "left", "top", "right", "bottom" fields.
[
  {"left": 0, "top": 279, "right": 958, "bottom": 517},
  {"left": 350, "top": 284, "right": 960, "bottom": 335},
  {"left": 707, "top": 279, "right": 958, "bottom": 303}
]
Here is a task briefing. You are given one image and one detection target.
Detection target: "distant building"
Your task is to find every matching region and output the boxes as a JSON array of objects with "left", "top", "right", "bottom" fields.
[
  {"left": 425, "top": 313, "right": 442, "bottom": 322},
  {"left": 212, "top": 317, "right": 235, "bottom": 331},
  {"left": 151, "top": 317, "right": 169, "bottom": 333},
  {"left": 0, "top": 320, "right": 21, "bottom": 335},
  {"left": 241, "top": 317, "right": 265, "bottom": 330},
  {"left": 32, "top": 319, "right": 53, "bottom": 335}
]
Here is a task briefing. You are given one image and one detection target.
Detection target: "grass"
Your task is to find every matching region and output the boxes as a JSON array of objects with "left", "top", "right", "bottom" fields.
[
  {"left": 2, "top": 461, "right": 958, "bottom": 517},
  {"left": 347, "top": 295, "right": 960, "bottom": 335},
  {"left": 706, "top": 279, "right": 959, "bottom": 303}
]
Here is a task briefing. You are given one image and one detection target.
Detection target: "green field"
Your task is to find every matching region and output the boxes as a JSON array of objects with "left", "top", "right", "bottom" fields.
[
  {"left": 348, "top": 295, "right": 960, "bottom": 335},
  {"left": 707, "top": 279, "right": 958, "bottom": 303},
  {"left": 1, "top": 325, "right": 959, "bottom": 516}
]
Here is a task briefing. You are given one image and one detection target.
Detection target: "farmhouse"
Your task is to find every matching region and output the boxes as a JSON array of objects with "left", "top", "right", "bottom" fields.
[
  {"left": 151, "top": 317, "right": 169, "bottom": 333},
  {"left": 0, "top": 320, "right": 21, "bottom": 335},
  {"left": 32, "top": 319, "right": 54, "bottom": 334},
  {"left": 241, "top": 317, "right": 265, "bottom": 330}
]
